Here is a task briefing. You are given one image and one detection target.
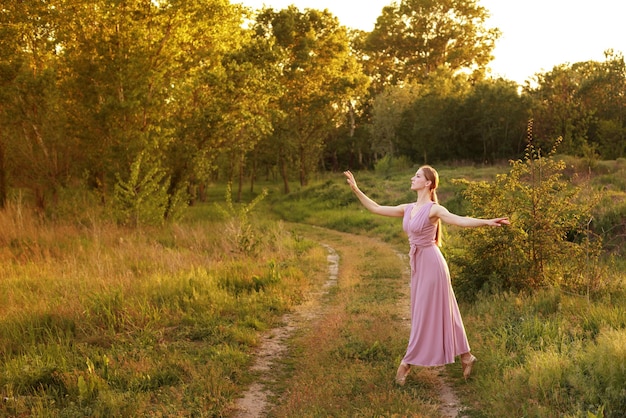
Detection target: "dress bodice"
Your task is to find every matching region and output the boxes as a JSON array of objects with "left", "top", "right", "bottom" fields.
[{"left": 402, "top": 201, "right": 437, "bottom": 248}]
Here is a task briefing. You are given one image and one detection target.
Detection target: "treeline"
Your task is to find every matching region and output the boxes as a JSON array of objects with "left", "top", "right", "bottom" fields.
[{"left": 1, "top": 0, "right": 625, "bottom": 219}]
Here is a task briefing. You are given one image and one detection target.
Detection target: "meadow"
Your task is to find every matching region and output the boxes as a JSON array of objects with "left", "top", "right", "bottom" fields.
[
  {"left": 267, "top": 156, "right": 626, "bottom": 417},
  {"left": 1, "top": 156, "right": 625, "bottom": 417},
  {"left": 0, "top": 194, "right": 329, "bottom": 416}
]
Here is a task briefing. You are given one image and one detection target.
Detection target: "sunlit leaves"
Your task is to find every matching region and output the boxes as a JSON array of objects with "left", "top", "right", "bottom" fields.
[
  {"left": 254, "top": 7, "right": 368, "bottom": 189},
  {"left": 362, "top": 0, "right": 499, "bottom": 92},
  {"left": 452, "top": 131, "right": 601, "bottom": 296},
  {"left": 526, "top": 52, "right": 626, "bottom": 159}
]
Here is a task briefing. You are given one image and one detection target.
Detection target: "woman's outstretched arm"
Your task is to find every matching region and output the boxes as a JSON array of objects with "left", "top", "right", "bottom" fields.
[
  {"left": 344, "top": 171, "right": 406, "bottom": 218},
  {"left": 430, "top": 203, "right": 510, "bottom": 227}
]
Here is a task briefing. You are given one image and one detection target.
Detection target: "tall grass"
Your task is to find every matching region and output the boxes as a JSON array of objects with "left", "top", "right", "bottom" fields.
[
  {"left": 0, "top": 197, "right": 326, "bottom": 416},
  {"left": 270, "top": 160, "right": 626, "bottom": 417},
  {"left": 266, "top": 225, "right": 443, "bottom": 417},
  {"left": 2, "top": 156, "right": 625, "bottom": 416},
  {"left": 461, "top": 289, "right": 626, "bottom": 417}
]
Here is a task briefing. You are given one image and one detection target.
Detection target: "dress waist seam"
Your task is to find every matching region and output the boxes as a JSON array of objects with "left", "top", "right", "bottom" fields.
[{"left": 409, "top": 243, "right": 436, "bottom": 249}]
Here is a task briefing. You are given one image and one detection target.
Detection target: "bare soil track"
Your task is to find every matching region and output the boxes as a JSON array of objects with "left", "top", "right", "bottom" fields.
[
  {"left": 231, "top": 227, "right": 467, "bottom": 417},
  {"left": 231, "top": 244, "right": 339, "bottom": 417}
]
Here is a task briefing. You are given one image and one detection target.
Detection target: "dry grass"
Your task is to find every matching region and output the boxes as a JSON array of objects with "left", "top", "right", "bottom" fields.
[
  {"left": 0, "top": 200, "right": 323, "bottom": 416},
  {"left": 266, "top": 225, "right": 444, "bottom": 417}
]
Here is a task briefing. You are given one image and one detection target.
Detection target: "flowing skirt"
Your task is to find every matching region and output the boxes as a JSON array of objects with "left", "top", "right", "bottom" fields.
[{"left": 401, "top": 244, "right": 470, "bottom": 366}]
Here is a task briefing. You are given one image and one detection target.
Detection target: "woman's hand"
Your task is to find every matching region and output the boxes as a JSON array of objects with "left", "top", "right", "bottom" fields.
[
  {"left": 488, "top": 217, "right": 510, "bottom": 226},
  {"left": 343, "top": 170, "right": 409, "bottom": 218},
  {"left": 343, "top": 170, "right": 358, "bottom": 190},
  {"left": 432, "top": 204, "right": 510, "bottom": 228}
]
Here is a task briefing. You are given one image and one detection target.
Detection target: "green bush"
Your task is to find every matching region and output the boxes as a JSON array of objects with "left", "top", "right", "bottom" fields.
[
  {"left": 112, "top": 152, "right": 188, "bottom": 226},
  {"left": 215, "top": 182, "right": 268, "bottom": 254},
  {"left": 374, "top": 154, "right": 413, "bottom": 178},
  {"left": 451, "top": 138, "right": 602, "bottom": 297}
]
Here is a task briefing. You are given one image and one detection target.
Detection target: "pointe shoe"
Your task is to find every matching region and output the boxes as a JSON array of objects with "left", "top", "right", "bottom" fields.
[
  {"left": 395, "top": 363, "right": 410, "bottom": 386},
  {"left": 462, "top": 354, "right": 477, "bottom": 380}
]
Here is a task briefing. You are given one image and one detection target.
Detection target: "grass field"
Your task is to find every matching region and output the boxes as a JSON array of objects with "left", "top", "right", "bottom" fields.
[
  {"left": 1, "top": 157, "right": 625, "bottom": 417},
  {"left": 0, "top": 200, "right": 329, "bottom": 416}
]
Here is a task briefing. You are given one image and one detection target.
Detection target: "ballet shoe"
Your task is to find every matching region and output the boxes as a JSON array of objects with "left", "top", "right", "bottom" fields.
[
  {"left": 462, "top": 354, "right": 477, "bottom": 380},
  {"left": 395, "top": 363, "right": 410, "bottom": 386}
]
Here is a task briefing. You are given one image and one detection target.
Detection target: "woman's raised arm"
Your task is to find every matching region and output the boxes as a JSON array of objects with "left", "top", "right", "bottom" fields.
[{"left": 344, "top": 171, "right": 406, "bottom": 218}]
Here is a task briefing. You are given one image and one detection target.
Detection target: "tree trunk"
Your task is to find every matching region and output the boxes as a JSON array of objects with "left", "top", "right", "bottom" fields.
[
  {"left": 348, "top": 101, "right": 356, "bottom": 137},
  {"left": 279, "top": 151, "right": 290, "bottom": 194},
  {"left": 0, "top": 137, "right": 6, "bottom": 209},
  {"left": 34, "top": 186, "right": 46, "bottom": 212},
  {"left": 237, "top": 152, "right": 244, "bottom": 202},
  {"left": 299, "top": 143, "right": 307, "bottom": 186},
  {"left": 249, "top": 149, "right": 257, "bottom": 194},
  {"left": 198, "top": 183, "right": 206, "bottom": 203}
]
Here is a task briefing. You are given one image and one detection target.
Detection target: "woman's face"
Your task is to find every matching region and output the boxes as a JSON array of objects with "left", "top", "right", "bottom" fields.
[{"left": 411, "top": 169, "right": 430, "bottom": 191}]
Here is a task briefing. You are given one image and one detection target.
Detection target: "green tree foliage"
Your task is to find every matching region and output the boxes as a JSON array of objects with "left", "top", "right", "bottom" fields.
[
  {"left": 526, "top": 63, "right": 595, "bottom": 155},
  {"left": 164, "top": 1, "right": 276, "bottom": 202},
  {"left": 112, "top": 151, "right": 186, "bottom": 226},
  {"left": 578, "top": 51, "right": 626, "bottom": 159},
  {"left": 369, "top": 83, "right": 420, "bottom": 158},
  {"left": 391, "top": 72, "right": 529, "bottom": 164},
  {"left": 0, "top": 4, "right": 22, "bottom": 209},
  {"left": 452, "top": 125, "right": 601, "bottom": 297},
  {"left": 215, "top": 182, "right": 268, "bottom": 254},
  {"left": 362, "top": 0, "right": 499, "bottom": 92},
  {"left": 2, "top": 0, "right": 625, "bottom": 216},
  {"left": 526, "top": 51, "right": 626, "bottom": 159},
  {"left": 214, "top": 36, "right": 281, "bottom": 201},
  {"left": 0, "top": 0, "right": 79, "bottom": 209},
  {"left": 58, "top": 0, "right": 248, "bottom": 198},
  {"left": 457, "top": 78, "right": 530, "bottom": 163},
  {"left": 254, "top": 6, "right": 369, "bottom": 191},
  {"left": 397, "top": 70, "right": 470, "bottom": 163},
  {"left": 0, "top": 0, "right": 273, "bottom": 213}
]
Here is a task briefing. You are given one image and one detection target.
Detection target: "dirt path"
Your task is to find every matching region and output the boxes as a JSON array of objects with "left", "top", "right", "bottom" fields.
[
  {"left": 395, "top": 251, "right": 467, "bottom": 418},
  {"left": 231, "top": 244, "right": 339, "bottom": 417},
  {"left": 231, "top": 235, "right": 465, "bottom": 417}
]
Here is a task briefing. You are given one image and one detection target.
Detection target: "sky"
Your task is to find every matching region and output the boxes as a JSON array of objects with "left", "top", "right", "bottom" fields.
[{"left": 236, "top": 0, "right": 626, "bottom": 85}]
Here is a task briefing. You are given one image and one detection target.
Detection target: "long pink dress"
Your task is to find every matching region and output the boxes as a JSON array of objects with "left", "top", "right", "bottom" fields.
[{"left": 401, "top": 201, "right": 470, "bottom": 366}]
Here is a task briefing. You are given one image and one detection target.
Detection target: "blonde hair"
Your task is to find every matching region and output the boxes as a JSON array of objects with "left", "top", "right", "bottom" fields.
[{"left": 419, "top": 165, "right": 442, "bottom": 246}]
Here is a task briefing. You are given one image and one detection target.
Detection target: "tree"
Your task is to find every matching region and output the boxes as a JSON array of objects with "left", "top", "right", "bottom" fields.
[
  {"left": 112, "top": 151, "right": 173, "bottom": 226},
  {"left": 577, "top": 51, "right": 626, "bottom": 159},
  {"left": 216, "top": 36, "right": 281, "bottom": 201},
  {"left": 0, "top": 0, "right": 78, "bottom": 210},
  {"left": 526, "top": 63, "right": 597, "bottom": 156},
  {"left": 458, "top": 78, "right": 530, "bottom": 163},
  {"left": 369, "top": 83, "right": 420, "bottom": 158},
  {"left": 362, "top": 0, "right": 499, "bottom": 92},
  {"left": 58, "top": 0, "right": 247, "bottom": 202},
  {"left": 396, "top": 69, "right": 471, "bottom": 162},
  {"left": 0, "top": 5, "right": 22, "bottom": 209},
  {"left": 59, "top": 0, "right": 164, "bottom": 195},
  {"left": 526, "top": 52, "right": 626, "bottom": 160},
  {"left": 451, "top": 126, "right": 601, "bottom": 298},
  {"left": 158, "top": 0, "right": 266, "bottom": 204},
  {"left": 54, "top": 0, "right": 269, "bottom": 212},
  {"left": 254, "top": 6, "right": 369, "bottom": 191}
]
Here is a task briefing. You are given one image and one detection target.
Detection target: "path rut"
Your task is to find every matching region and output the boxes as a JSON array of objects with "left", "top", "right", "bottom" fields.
[
  {"left": 231, "top": 238, "right": 466, "bottom": 417},
  {"left": 231, "top": 244, "right": 339, "bottom": 417}
]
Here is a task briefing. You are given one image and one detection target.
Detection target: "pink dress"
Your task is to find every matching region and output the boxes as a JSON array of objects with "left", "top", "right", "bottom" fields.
[{"left": 401, "top": 201, "right": 470, "bottom": 366}]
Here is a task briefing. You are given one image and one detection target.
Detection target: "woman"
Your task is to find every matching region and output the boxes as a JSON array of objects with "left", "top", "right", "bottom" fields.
[{"left": 343, "top": 166, "right": 509, "bottom": 385}]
